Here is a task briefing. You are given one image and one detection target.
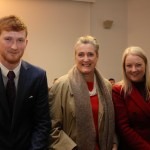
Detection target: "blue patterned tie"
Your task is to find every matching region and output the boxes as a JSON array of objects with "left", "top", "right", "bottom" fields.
[{"left": 6, "top": 71, "right": 16, "bottom": 117}]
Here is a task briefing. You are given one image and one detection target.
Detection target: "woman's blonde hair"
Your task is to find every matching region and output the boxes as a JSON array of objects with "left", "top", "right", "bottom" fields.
[{"left": 121, "top": 46, "right": 150, "bottom": 99}]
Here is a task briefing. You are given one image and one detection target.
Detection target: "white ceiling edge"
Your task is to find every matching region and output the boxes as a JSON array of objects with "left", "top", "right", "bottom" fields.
[{"left": 72, "top": 0, "right": 95, "bottom": 2}]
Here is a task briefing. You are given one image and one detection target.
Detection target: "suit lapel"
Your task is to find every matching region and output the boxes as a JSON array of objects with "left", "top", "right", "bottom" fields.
[
  {"left": 0, "top": 69, "right": 11, "bottom": 118},
  {"left": 130, "top": 85, "right": 150, "bottom": 119},
  {"left": 12, "top": 61, "right": 29, "bottom": 125}
]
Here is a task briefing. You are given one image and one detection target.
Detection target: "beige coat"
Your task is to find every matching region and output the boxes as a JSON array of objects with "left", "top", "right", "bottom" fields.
[{"left": 49, "top": 67, "right": 117, "bottom": 150}]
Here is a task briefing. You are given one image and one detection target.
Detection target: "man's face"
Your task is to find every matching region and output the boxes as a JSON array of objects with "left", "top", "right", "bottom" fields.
[{"left": 0, "top": 30, "right": 28, "bottom": 67}]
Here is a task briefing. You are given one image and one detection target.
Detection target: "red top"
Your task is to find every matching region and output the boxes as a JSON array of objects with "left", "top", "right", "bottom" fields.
[{"left": 87, "top": 82, "right": 100, "bottom": 150}]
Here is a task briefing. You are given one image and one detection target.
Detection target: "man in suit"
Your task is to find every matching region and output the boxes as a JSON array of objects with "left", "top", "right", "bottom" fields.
[{"left": 0, "top": 15, "right": 51, "bottom": 150}]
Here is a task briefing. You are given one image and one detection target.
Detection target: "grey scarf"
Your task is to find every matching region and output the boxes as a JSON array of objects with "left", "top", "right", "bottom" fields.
[{"left": 68, "top": 66, "right": 115, "bottom": 150}]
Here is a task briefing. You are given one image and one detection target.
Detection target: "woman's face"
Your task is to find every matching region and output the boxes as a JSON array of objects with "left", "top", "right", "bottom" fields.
[
  {"left": 75, "top": 43, "right": 98, "bottom": 76},
  {"left": 125, "top": 54, "right": 146, "bottom": 82}
]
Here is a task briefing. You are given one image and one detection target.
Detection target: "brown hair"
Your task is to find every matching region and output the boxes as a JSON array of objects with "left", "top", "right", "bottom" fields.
[{"left": 0, "top": 15, "right": 28, "bottom": 36}]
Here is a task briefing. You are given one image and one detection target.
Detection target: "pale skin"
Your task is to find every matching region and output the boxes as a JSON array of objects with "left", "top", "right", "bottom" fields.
[
  {"left": 75, "top": 43, "right": 117, "bottom": 150},
  {"left": 75, "top": 43, "right": 98, "bottom": 82},
  {"left": 0, "top": 30, "right": 28, "bottom": 70},
  {"left": 125, "top": 54, "right": 145, "bottom": 82}
]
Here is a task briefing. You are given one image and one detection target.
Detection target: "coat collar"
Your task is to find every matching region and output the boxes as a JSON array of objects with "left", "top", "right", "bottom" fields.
[
  {"left": 130, "top": 85, "right": 150, "bottom": 119},
  {"left": 0, "top": 69, "right": 11, "bottom": 118}
]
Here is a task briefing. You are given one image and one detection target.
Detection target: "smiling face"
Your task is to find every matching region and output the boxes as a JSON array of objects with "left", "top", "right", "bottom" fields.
[
  {"left": 125, "top": 54, "right": 146, "bottom": 82},
  {"left": 0, "top": 30, "right": 28, "bottom": 69},
  {"left": 75, "top": 43, "right": 98, "bottom": 77}
]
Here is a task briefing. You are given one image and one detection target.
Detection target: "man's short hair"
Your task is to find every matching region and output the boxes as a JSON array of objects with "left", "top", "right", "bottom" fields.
[{"left": 0, "top": 15, "right": 28, "bottom": 36}]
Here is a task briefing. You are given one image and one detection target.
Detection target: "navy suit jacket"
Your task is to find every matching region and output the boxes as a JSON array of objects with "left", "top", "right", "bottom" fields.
[
  {"left": 0, "top": 61, "right": 51, "bottom": 150},
  {"left": 112, "top": 84, "right": 150, "bottom": 150}
]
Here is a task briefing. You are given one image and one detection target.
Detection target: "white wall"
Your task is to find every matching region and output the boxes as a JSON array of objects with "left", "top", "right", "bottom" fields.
[
  {"left": 91, "top": 0, "right": 127, "bottom": 82},
  {"left": 127, "top": 0, "right": 150, "bottom": 62},
  {"left": 0, "top": 0, "right": 150, "bottom": 86},
  {"left": 0, "top": 0, "right": 91, "bottom": 86}
]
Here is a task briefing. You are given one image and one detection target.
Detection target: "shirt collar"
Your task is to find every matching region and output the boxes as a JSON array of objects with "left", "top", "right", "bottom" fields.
[{"left": 0, "top": 61, "right": 22, "bottom": 78}]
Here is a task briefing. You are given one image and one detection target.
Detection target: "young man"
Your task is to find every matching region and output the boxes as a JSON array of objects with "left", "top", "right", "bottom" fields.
[{"left": 0, "top": 15, "right": 50, "bottom": 150}]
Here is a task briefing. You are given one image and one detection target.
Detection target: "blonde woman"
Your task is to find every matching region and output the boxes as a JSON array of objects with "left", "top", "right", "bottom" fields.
[{"left": 113, "top": 46, "right": 150, "bottom": 150}]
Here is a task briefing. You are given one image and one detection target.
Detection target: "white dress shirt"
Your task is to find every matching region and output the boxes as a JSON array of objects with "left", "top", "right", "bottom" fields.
[{"left": 0, "top": 61, "right": 22, "bottom": 90}]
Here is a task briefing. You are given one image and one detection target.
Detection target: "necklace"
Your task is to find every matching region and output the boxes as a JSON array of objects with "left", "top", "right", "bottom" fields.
[{"left": 89, "top": 75, "right": 97, "bottom": 96}]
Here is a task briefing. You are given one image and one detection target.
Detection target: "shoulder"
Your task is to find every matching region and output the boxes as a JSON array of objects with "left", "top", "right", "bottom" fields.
[
  {"left": 94, "top": 69, "right": 111, "bottom": 89},
  {"left": 112, "top": 82, "right": 123, "bottom": 94},
  {"left": 104, "top": 78, "right": 111, "bottom": 86},
  {"left": 55, "top": 74, "right": 69, "bottom": 87},
  {"left": 49, "top": 74, "right": 71, "bottom": 103},
  {"left": 102, "top": 78, "right": 112, "bottom": 90},
  {"left": 50, "top": 74, "right": 69, "bottom": 93},
  {"left": 21, "top": 60, "right": 46, "bottom": 74},
  {"left": 113, "top": 82, "right": 122, "bottom": 89}
]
